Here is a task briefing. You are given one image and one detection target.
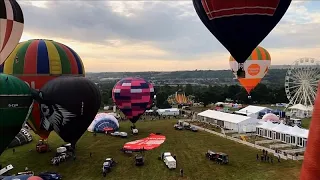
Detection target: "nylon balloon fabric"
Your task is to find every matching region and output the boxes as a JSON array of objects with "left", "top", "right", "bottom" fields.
[
  {"left": 0, "top": 74, "right": 33, "bottom": 156},
  {"left": 300, "top": 82, "right": 320, "bottom": 180},
  {"left": 193, "top": 0, "right": 291, "bottom": 63},
  {"left": 0, "top": 39, "right": 85, "bottom": 140},
  {"left": 33, "top": 77, "right": 101, "bottom": 147},
  {"left": 0, "top": 0, "right": 24, "bottom": 64},
  {"left": 112, "top": 77, "right": 154, "bottom": 124},
  {"left": 8, "top": 128, "right": 32, "bottom": 148},
  {"left": 88, "top": 113, "right": 119, "bottom": 132}
]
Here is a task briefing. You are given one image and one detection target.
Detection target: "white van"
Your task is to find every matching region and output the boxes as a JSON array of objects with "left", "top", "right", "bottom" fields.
[{"left": 164, "top": 156, "right": 176, "bottom": 169}]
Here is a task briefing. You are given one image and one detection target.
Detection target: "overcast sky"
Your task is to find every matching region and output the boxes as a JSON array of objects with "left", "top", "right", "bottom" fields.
[{"left": 18, "top": 1, "right": 320, "bottom": 72}]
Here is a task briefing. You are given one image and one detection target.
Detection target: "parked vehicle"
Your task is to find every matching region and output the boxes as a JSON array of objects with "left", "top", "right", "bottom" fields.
[
  {"left": 135, "top": 154, "right": 144, "bottom": 166},
  {"left": 38, "top": 171, "right": 62, "bottom": 180},
  {"left": 205, "top": 150, "right": 229, "bottom": 164},
  {"left": 160, "top": 152, "right": 176, "bottom": 169},
  {"left": 102, "top": 158, "right": 117, "bottom": 177}
]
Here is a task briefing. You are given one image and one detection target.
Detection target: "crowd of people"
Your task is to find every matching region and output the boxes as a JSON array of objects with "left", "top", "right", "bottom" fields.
[{"left": 257, "top": 149, "right": 281, "bottom": 163}]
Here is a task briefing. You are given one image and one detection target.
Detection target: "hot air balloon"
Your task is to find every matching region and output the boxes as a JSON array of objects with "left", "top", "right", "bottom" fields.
[
  {"left": 0, "top": 0, "right": 24, "bottom": 65},
  {"left": 8, "top": 128, "right": 33, "bottom": 148},
  {"left": 112, "top": 77, "right": 154, "bottom": 125},
  {"left": 300, "top": 83, "right": 320, "bottom": 180},
  {"left": 229, "top": 46, "right": 271, "bottom": 95},
  {"left": 88, "top": 113, "right": 119, "bottom": 133},
  {"left": 0, "top": 39, "right": 85, "bottom": 139},
  {"left": 0, "top": 74, "right": 33, "bottom": 156},
  {"left": 32, "top": 77, "right": 101, "bottom": 148},
  {"left": 193, "top": 0, "right": 291, "bottom": 77}
]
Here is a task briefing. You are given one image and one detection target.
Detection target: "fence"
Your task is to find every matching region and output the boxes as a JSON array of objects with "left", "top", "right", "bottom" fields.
[{"left": 191, "top": 124, "right": 304, "bottom": 161}]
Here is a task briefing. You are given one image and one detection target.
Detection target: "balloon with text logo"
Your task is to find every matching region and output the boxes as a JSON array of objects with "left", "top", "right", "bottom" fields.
[
  {"left": 0, "top": 0, "right": 24, "bottom": 65},
  {"left": 112, "top": 77, "right": 154, "bottom": 125},
  {"left": 0, "top": 74, "right": 33, "bottom": 156},
  {"left": 229, "top": 46, "right": 271, "bottom": 96},
  {"left": 32, "top": 76, "right": 101, "bottom": 148},
  {"left": 0, "top": 39, "right": 85, "bottom": 139},
  {"left": 193, "top": 0, "right": 290, "bottom": 77}
]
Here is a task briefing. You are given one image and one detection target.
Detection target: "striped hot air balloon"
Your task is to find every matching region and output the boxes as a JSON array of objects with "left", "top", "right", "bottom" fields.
[
  {"left": 0, "top": 39, "right": 85, "bottom": 139},
  {"left": 0, "top": 0, "right": 24, "bottom": 65},
  {"left": 229, "top": 46, "right": 271, "bottom": 94}
]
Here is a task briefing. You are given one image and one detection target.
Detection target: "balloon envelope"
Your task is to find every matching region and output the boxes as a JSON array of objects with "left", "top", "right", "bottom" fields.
[
  {"left": 0, "top": 74, "right": 33, "bottom": 156},
  {"left": 229, "top": 46, "right": 271, "bottom": 94},
  {"left": 0, "top": 0, "right": 24, "bottom": 64},
  {"left": 0, "top": 39, "right": 85, "bottom": 139},
  {"left": 34, "top": 77, "right": 101, "bottom": 146},
  {"left": 88, "top": 113, "right": 119, "bottom": 132},
  {"left": 8, "top": 128, "right": 33, "bottom": 148},
  {"left": 193, "top": 0, "right": 291, "bottom": 64},
  {"left": 112, "top": 77, "right": 154, "bottom": 124}
]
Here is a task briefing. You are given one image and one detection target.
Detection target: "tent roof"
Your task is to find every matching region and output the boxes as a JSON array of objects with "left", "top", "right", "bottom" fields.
[
  {"left": 236, "top": 105, "right": 270, "bottom": 115},
  {"left": 198, "top": 110, "right": 256, "bottom": 124},
  {"left": 288, "top": 104, "right": 313, "bottom": 111},
  {"left": 272, "top": 123, "right": 289, "bottom": 132},
  {"left": 256, "top": 121, "right": 277, "bottom": 130}
]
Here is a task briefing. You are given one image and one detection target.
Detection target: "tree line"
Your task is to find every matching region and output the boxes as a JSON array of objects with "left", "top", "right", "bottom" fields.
[{"left": 99, "top": 82, "right": 288, "bottom": 108}]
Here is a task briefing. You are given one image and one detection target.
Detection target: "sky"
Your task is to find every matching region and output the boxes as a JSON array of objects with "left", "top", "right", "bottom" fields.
[{"left": 17, "top": 1, "right": 320, "bottom": 72}]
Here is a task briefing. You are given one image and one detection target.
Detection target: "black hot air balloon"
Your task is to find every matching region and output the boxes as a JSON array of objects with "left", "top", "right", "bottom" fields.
[
  {"left": 32, "top": 77, "right": 101, "bottom": 148},
  {"left": 193, "top": 0, "right": 291, "bottom": 77},
  {"left": 8, "top": 128, "right": 33, "bottom": 148},
  {"left": 0, "top": 74, "right": 33, "bottom": 156}
]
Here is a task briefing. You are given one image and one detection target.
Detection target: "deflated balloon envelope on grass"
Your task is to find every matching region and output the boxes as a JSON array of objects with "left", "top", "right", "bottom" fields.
[
  {"left": 31, "top": 77, "right": 101, "bottom": 148},
  {"left": 192, "top": 0, "right": 291, "bottom": 78},
  {"left": 0, "top": 74, "right": 33, "bottom": 156}
]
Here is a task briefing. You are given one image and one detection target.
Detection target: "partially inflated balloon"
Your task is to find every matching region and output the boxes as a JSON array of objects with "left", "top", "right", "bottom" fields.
[
  {"left": 193, "top": 0, "right": 291, "bottom": 75},
  {"left": 32, "top": 77, "right": 101, "bottom": 147},
  {"left": 88, "top": 113, "right": 119, "bottom": 132},
  {"left": 112, "top": 77, "right": 154, "bottom": 124},
  {"left": 0, "top": 74, "right": 33, "bottom": 155},
  {"left": 301, "top": 83, "right": 320, "bottom": 180},
  {"left": 0, "top": 0, "right": 24, "bottom": 64},
  {"left": 0, "top": 39, "right": 85, "bottom": 139},
  {"left": 229, "top": 46, "right": 271, "bottom": 94}
]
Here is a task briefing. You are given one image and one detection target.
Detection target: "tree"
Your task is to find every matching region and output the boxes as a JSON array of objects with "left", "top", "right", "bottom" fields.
[{"left": 185, "top": 84, "right": 193, "bottom": 96}]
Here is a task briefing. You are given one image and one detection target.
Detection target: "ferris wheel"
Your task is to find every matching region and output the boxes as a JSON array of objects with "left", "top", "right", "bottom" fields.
[{"left": 285, "top": 57, "right": 320, "bottom": 108}]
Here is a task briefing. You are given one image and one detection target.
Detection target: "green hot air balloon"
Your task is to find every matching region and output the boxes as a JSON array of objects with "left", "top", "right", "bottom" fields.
[{"left": 0, "top": 74, "right": 33, "bottom": 156}]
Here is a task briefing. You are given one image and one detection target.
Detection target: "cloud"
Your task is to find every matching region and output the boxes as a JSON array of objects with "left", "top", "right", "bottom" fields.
[{"left": 17, "top": 1, "right": 320, "bottom": 71}]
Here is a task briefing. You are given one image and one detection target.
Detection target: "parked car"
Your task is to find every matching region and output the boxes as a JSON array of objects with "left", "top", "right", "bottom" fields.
[{"left": 38, "top": 172, "right": 62, "bottom": 180}]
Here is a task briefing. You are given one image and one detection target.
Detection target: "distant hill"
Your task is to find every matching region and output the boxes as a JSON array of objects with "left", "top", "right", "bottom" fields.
[{"left": 86, "top": 68, "right": 288, "bottom": 88}]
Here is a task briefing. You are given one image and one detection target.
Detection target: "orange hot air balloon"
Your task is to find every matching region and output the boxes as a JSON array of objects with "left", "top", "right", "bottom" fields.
[
  {"left": 300, "top": 83, "right": 320, "bottom": 180},
  {"left": 229, "top": 46, "right": 271, "bottom": 94}
]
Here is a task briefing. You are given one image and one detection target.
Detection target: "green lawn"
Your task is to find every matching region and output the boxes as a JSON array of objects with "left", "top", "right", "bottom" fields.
[
  {"left": 0, "top": 120, "right": 302, "bottom": 180},
  {"left": 301, "top": 118, "right": 312, "bottom": 129}
]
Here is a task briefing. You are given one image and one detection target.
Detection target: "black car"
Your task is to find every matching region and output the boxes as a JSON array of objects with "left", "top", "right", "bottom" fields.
[
  {"left": 38, "top": 172, "right": 62, "bottom": 180},
  {"left": 135, "top": 155, "right": 144, "bottom": 166}
]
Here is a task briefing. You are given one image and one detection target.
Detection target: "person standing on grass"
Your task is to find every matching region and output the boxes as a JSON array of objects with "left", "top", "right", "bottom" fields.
[
  {"left": 180, "top": 169, "right": 184, "bottom": 177},
  {"left": 278, "top": 155, "right": 281, "bottom": 163},
  {"left": 270, "top": 156, "right": 273, "bottom": 164},
  {"left": 262, "top": 149, "right": 265, "bottom": 155},
  {"left": 90, "top": 152, "right": 92, "bottom": 157},
  {"left": 256, "top": 154, "right": 259, "bottom": 161},
  {"left": 267, "top": 156, "right": 270, "bottom": 163}
]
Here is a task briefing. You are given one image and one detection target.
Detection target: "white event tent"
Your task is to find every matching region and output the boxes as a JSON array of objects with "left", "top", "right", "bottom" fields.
[
  {"left": 256, "top": 121, "right": 308, "bottom": 147},
  {"left": 288, "top": 104, "right": 313, "bottom": 118},
  {"left": 197, "top": 110, "right": 259, "bottom": 133},
  {"left": 234, "top": 105, "right": 271, "bottom": 118}
]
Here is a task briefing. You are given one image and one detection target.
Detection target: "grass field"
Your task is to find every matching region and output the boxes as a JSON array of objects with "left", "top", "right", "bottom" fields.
[{"left": 0, "top": 120, "right": 302, "bottom": 180}]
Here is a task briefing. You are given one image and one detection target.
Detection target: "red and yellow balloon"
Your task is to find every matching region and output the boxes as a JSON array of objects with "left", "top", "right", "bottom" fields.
[{"left": 229, "top": 46, "right": 271, "bottom": 94}]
